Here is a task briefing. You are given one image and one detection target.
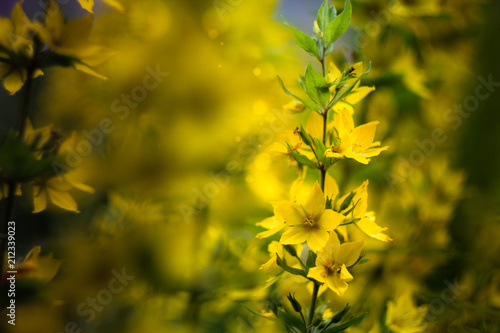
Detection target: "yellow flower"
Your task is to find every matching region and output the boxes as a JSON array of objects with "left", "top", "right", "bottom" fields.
[
  {"left": 386, "top": 291, "right": 429, "bottom": 333},
  {"left": 340, "top": 180, "right": 392, "bottom": 242},
  {"left": 0, "top": 2, "right": 43, "bottom": 95},
  {"left": 268, "top": 130, "right": 315, "bottom": 166},
  {"left": 2, "top": 246, "right": 61, "bottom": 283},
  {"left": 326, "top": 62, "right": 375, "bottom": 114},
  {"left": 259, "top": 241, "right": 283, "bottom": 273},
  {"left": 307, "top": 232, "right": 363, "bottom": 296},
  {"left": 324, "top": 108, "right": 388, "bottom": 164},
  {"left": 34, "top": 0, "right": 111, "bottom": 80},
  {"left": 256, "top": 212, "right": 286, "bottom": 239},
  {"left": 283, "top": 100, "right": 305, "bottom": 113},
  {"left": 32, "top": 133, "right": 94, "bottom": 213},
  {"left": 275, "top": 181, "right": 345, "bottom": 251}
]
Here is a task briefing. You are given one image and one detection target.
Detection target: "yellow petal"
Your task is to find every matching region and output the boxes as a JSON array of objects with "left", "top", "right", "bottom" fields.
[
  {"left": 327, "top": 61, "right": 342, "bottom": 83},
  {"left": 337, "top": 241, "right": 364, "bottom": 267},
  {"left": 256, "top": 216, "right": 280, "bottom": 229},
  {"left": 353, "top": 121, "right": 379, "bottom": 150},
  {"left": 59, "top": 14, "right": 93, "bottom": 48},
  {"left": 321, "top": 232, "right": 341, "bottom": 259},
  {"left": 273, "top": 202, "right": 304, "bottom": 226},
  {"left": 280, "top": 226, "right": 309, "bottom": 245},
  {"left": 363, "top": 146, "right": 389, "bottom": 157},
  {"left": 317, "top": 209, "right": 344, "bottom": 231},
  {"left": 306, "top": 111, "right": 324, "bottom": 141},
  {"left": 73, "top": 62, "right": 108, "bottom": 80},
  {"left": 325, "top": 274, "right": 348, "bottom": 296},
  {"left": 289, "top": 176, "right": 304, "bottom": 202},
  {"left": 45, "top": 0, "right": 64, "bottom": 42},
  {"left": 260, "top": 256, "right": 278, "bottom": 272},
  {"left": 345, "top": 86, "right": 375, "bottom": 104},
  {"left": 303, "top": 181, "right": 325, "bottom": 218},
  {"left": 339, "top": 264, "right": 353, "bottom": 282},
  {"left": 103, "top": 0, "right": 125, "bottom": 12},
  {"left": 344, "top": 151, "right": 370, "bottom": 164},
  {"left": 77, "top": 0, "right": 94, "bottom": 12},
  {"left": 356, "top": 212, "right": 392, "bottom": 242},
  {"left": 0, "top": 18, "right": 14, "bottom": 48},
  {"left": 306, "top": 229, "right": 329, "bottom": 251},
  {"left": 324, "top": 173, "right": 339, "bottom": 200},
  {"left": 3, "top": 69, "right": 26, "bottom": 95},
  {"left": 352, "top": 181, "right": 368, "bottom": 217},
  {"left": 256, "top": 223, "right": 286, "bottom": 239},
  {"left": 47, "top": 188, "right": 79, "bottom": 212},
  {"left": 307, "top": 266, "right": 326, "bottom": 283},
  {"left": 33, "top": 188, "right": 47, "bottom": 213}
]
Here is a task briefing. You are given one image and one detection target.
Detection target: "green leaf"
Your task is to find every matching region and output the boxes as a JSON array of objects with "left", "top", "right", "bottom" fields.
[
  {"left": 283, "top": 18, "right": 320, "bottom": 58},
  {"left": 283, "top": 245, "right": 298, "bottom": 257},
  {"left": 312, "top": 138, "right": 330, "bottom": 167},
  {"left": 277, "top": 308, "right": 307, "bottom": 332},
  {"left": 339, "top": 191, "right": 356, "bottom": 212},
  {"left": 306, "top": 250, "right": 317, "bottom": 273},
  {"left": 357, "top": 258, "right": 370, "bottom": 265},
  {"left": 285, "top": 142, "right": 318, "bottom": 169},
  {"left": 324, "top": 0, "right": 352, "bottom": 46},
  {"left": 330, "top": 304, "right": 351, "bottom": 323},
  {"left": 317, "top": 0, "right": 337, "bottom": 33},
  {"left": 322, "top": 313, "right": 366, "bottom": 333},
  {"left": 277, "top": 76, "right": 318, "bottom": 112},
  {"left": 276, "top": 253, "right": 307, "bottom": 278},
  {"left": 305, "top": 63, "right": 330, "bottom": 108}
]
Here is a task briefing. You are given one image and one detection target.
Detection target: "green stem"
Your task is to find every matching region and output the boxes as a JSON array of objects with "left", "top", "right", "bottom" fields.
[
  {"left": 18, "top": 67, "right": 34, "bottom": 138},
  {"left": 308, "top": 282, "right": 320, "bottom": 325},
  {"left": 0, "top": 64, "right": 35, "bottom": 278}
]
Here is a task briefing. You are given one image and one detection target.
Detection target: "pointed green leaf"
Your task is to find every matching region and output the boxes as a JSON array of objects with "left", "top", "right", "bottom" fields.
[
  {"left": 305, "top": 63, "right": 330, "bottom": 108},
  {"left": 285, "top": 142, "right": 318, "bottom": 169},
  {"left": 276, "top": 253, "right": 307, "bottom": 277},
  {"left": 324, "top": 0, "right": 352, "bottom": 46},
  {"left": 277, "top": 76, "right": 318, "bottom": 112},
  {"left": 322, "top": 313, "right": 366, "bottom": 332},
  {"left": 313, "top": 138, "right": 329, "bottom": 166},
  {"left": 339, "top": 190, "right": 356, "bottom": 212},
  {"left": 283, "top": 18, "right": 320, "bottom": 58},
  {"left": 306, "top": 250, "right": 317, "bottom": 273},
  {"left": 317, "top": 0, "right": 337, "bottom": 33},
  {"left": 277, "top": 308, "right": 307, "bottom": 331}
]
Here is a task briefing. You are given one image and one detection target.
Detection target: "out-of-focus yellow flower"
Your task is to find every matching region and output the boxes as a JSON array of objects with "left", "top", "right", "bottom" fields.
[
  {"left": 307, "top": 232, "right": 363, "bottom": 296},
  {"left": 390, "top": 0, "right": 441, "bottom": 18},
  {"left": 0, "top": 2, "right": 43, "bottom": 95},
  {"left": 34, "top": 0, "right": 111, "bottom": 79},
  {"left": 32, "top": 172, "right": 93, "bottom": 213},
  {"left": 283, "top": 100, "right": 306, "bottom": 113},
  {"left": 276, "top": 181, "right": 345, "bottom": 251},
  {"left": 260, "top": 241, "right": 283, "bottom": 273},
  {"left": 2, "top": 246, "right": 61, "bottom": 282},
  {"left": 32, "top": 133, "right": 94, "bottom": 213},
  {"left": 324, "top": 108, "right": 388, "bottom": 164},
  {"left": 326, "top": 62, "right": 375, "bottom": 114},
  {"left": 385, "top": 291, "right": 428, "bottom": 333}
]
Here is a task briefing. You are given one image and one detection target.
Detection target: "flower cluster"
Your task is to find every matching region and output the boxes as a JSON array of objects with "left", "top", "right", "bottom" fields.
[{"left": 255, "top": 0, "right": 391, "bottom": 330}]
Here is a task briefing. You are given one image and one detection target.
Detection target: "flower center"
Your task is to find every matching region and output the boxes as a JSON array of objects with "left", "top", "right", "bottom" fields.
[
  {"left": 326, "top": 261, "right": 341, "bottom": 276},
  {"left": 303, "top": 216, "right": 316, "bottom": 227}
]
